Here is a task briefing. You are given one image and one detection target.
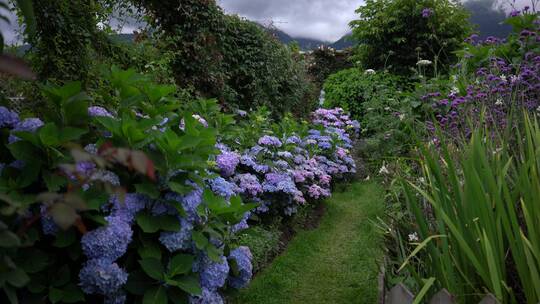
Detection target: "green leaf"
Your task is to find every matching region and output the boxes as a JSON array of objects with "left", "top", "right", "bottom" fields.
[
  {"left": 18, "top": 249, "right": 50, "bottom": 273},
  {"left": 7, "top": 268, "right": 29, "bottom": 288},
  {"left": 59, "top": 127, "right": 87, "bottom": 142},
  {"left": 412, "top": 277, "right": 436, "bottom": 304},
  {"left": 168, "top": 254, "right": 195, "bottom": 277},
  {"left": 191, "top": 231, "right": 208, "bottom": 250},
  {"left": 43, "top": 172, "right": 66, "bottom": 192},
  {"left": 8, "top": 141, "right": 43, "bottom": 163},
  {"left": 143, "top": 286, "right": 167, "bottom": 304},
  {"left": 168, "top": 182, "right": 192, "bottom": 195},
  {"left": 136, "top": 213, "right": 180, "bottom": 233},
  {"left": 0, "top": 231, "right": 20, "bottom": 248},
  {"left": 138, "top": 243, "right": 162, "bottom": 260},
  {"left": 4, "top": 285, "right": 18, "bottom": 304},
  {"left": 139, "top": 258, "right": 164, "bottom": 281},
  {"left": 60, "top": 284, "right": 85, "bottom": 303},
  {"left": 167, "top": 275, "right": 202, "bottom": 295},
  {"left": 125, "top": 270, "right": 154, "bottom": 296},
  {"left": 49, "top": 287, "right": 63, "bottom": 304},
  {"left": 53, "top": 229, "right": 76, "bottom": 248},
  {"left": 39, "top": 123, "right": 60, "bottom": 146},
  {"left": 135, "top": 183, "right": 160, "bottom": 199}
]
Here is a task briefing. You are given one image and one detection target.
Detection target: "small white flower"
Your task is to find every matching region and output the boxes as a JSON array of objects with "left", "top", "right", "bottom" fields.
[
  {"left": 500, "top": 74, "right": 507, "bottom": 82},
  {"left": 495, "top": 99, "right": 504, "bottom": 106},
  {"left": 451, "top": 75, "right": 458, "bottom": 83},
  {"left": 408, "top": 232, "right": 419, "bottom": 242},
  {"left": 364, "top": 69, "right": 376, "bottom": 75},
  {"left": 399, "top": 114, "right": 406, "bottom": 121},
  {"left": 367, "top": 108, "right": 374, "bottom": 111},
  {"left": 379, "top": 165, "right": 390, "bottom": 175},
  {"left": 384, "top": 107, "right": 391, "bottom": 111},
  {"left": 536, "top": 106, "right": 540, "bottom": 113},
  {"left": 450, "top": 87, "right": 459, "bottom": 95},
  {"left": 510, "top": 75, "right": 519, "bottom": 83},
  {"left": 418, "top": 177, "right": 425, "bottom": 183},
  {"left": 416, "top": 60, "right": 433, "bottom": 66}
]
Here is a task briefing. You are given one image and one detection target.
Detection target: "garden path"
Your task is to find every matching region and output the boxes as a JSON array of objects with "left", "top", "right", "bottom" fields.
[{"left": 229, "top": 182, "right": 385, "bottom": 304}]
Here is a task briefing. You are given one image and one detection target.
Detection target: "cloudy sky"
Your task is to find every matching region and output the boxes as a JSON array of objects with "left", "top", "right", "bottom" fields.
[
  {"left": 0, "top": 0, "right": 535, "bottom": 44},
  {"left": 218, "top": 0, "right": 363, "bottom": 42}
]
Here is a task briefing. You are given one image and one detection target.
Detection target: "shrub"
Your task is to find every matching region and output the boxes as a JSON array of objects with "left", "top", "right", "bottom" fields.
[
  {"left": 0, "top": 65, "right": 358, "bottom": 303},
  {"left": 350, "top": 0, "right": 472, "bottom": 76}
]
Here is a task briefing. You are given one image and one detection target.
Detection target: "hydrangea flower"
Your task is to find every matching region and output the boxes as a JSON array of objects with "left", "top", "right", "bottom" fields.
[
  {"left": 421, "top": 8, "right": 433, "bottom": 18},
  {"left": 216, "top": 151, "right": 240, "bottom": 177},
  {"left": 234, "top": 174, "right": 263, "bottom": 196},
  {"left": 159, "top": 218, "right": 193, "bottom": 252},
  {"left": 208, "top": 177, "right": 239, "bottom": 199},
  {"left": 258, "top": 135, "right": 282, "bottom": 147},
  {"left": 88, "top": 106, "right": 114, "bottom": 118},
  {"left": 195, "top": 255, "right": 230, "bottom": 290},
  {"left": 81, "top": 214, "right": 133, "bottom": 261},
  {"left": 189, "top": 288, "right": 224, "bottom": 304},
  {"left": 0, "top": 106, "right": 19, "bottom": 128},
  {"left": 8, "top": 118, "right": 44, "bottom": 143},
  {"left": 262, "top": 173, "right": 300, "bottom": 195},
  {"left": 228, "top": 246, "right": 253, "bottom": 289},
  {"left": 40, "top": 205, "right": 58, "bottom": 236},
  {"left": 231, "top": 212, "right": 250, "bottom": 233},
  {"left": 79, "top": 259, "right": 128, "bottom": 295}
]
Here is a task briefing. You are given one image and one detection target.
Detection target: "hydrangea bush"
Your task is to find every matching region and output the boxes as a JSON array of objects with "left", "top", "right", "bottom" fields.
[{"left": 0, "top": 67, "right": 358, "bottom": 303}]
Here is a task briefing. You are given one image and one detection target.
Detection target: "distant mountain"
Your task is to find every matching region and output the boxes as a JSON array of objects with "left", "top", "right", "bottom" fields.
[
  {"left": 330, "top": 33, "right": 355, "bottom": 50},
  {"left": 465, "top": 0, "right": 512, "bottom": 39},
  {"left": 265, "top": 27, "right": 326, "bottom": 50}
]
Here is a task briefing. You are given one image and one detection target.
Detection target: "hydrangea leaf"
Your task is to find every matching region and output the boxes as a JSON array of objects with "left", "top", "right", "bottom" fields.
[
  {"left": 167, "top": 275, "right": 202, "bottom": 296},
  {"left": 143, "top": 286, "right": 167, "bottom": 304},
  {"left": 168, "top": 254, "right": 195, "bottom": 277},
  {"left": 139, "top": 258, "right": 164, "bottom": 281}
]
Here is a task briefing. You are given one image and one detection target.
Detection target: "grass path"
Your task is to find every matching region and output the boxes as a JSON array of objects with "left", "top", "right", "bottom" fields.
[{"left": 229, "top": 182, "right": 385, "bottom": 304}]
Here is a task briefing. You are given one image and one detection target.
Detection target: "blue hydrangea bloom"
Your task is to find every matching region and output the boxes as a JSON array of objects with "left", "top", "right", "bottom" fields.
[
  {"left": 240, "top": 154, "right": 269, "bottom": 174},
  {"left": 8, "top": 118, "right": 44, "bottom": 143},
  {"left": 79, "top": 259, "right": 128, "bottom": 295},
  {"left": 40, "top": 205, "right": 58, "bottom": 236},
  {"left": 81, "top": 215, "right": 132, "bottom": 261},
  {"left": 277, "top": 151, "right": 293, "bottom": 159},
  {"left": 109, "top": 193, "right": 148, "bottom": 222},
  {"left": 262, "top": 173, "right": 299, "bottom": 195},
  {"left": 105, "top": 292, "right": 126, "bottom": 304},
  {"left": 228, "top": 246, "right": 253, "bottom": 289},
  {"left": 181, "top": 186, "right": 204, "bottom": 224},
  {"left": 189, "top": 287, "right": 224, "bottom": 304},
  {"left": 285, "top": 135, "right": 302, "bottom": 145},
  {"left": 158, "top": 218, "right": 193, "bottom": 252},
  {"left": 195, "top": 255, "right": 230, "bottom": 290},
  {"left": 231, "top": 212, "right": 250, "bottom": 233},
  {"left": 0, "top": 106, "right": 19, "bottom": 128},
  {"left": 208, "top": 177, "right": 238, "bottom": 199}
]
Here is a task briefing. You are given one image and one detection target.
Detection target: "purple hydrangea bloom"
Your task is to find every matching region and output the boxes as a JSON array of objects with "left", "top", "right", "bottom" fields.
[
  {"left": 307, "top": 184, "right": 331, "bottom": 199},
  {"left": 8, "top": 118, "right": 44, "bottom": 143},
  {"left": 81, "top": 215, "right": 133, "bottom": 261},
  {"left": 88, "top": 106, "right": 114, "bottom": 118},
  {"left": 216, "top": 151, "right": 240, "bottom": 177},
  {"left": 79, "top": 259, "right": 128, "bottom": 295},
  {"left": 262, "top": 173, "right": 301, "bottom": 196},
  {"left": 76, "top": 161, "right": 96, "bottom": 177},
  {"left": 258, "top": 135, "right": 282, "bottom": 147},
  {"left": 0, "top": 106, "right": 19, "bottom": 128},
  {"left": 195, "top": 255, "right": 230, "bottom": 290},
  {"left": 277, "top": 151, "right": 293, "bottom": 159},
  {"left": 422, "top": 8, "right": 433, "bottom": 18},
  {"left": 228, "top": 246, "right": 253, "bottom": 289},
  {"left": 189, "top": 288, "right": 224, "bottom": 304},
  {"left": 159, "top": 218, "right": 193, "bottom": 252},
  {"left": 234, "top": 174, "right": 263, "bottom": 196}
]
